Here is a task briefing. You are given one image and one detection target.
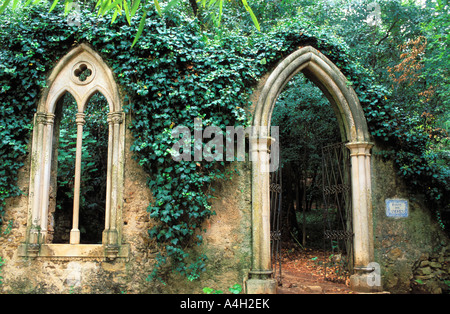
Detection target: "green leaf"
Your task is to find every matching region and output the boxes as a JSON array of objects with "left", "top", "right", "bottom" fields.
[
  {"left": 124, "top": 0, "right": 131, "bottom": 24},
  {"left": 0, "top": 0, "right": 12, "bottom": 14},
  {"left": 131, "top": 0, "right": 141, "bottom": 16},
  {"left": 111, "top": 10, "right": 120, "bottom": 23},
  {"left": 12, "top": 0, "right": 19, "bottom": 10},
  {"left": 203, "top": 287, "right": 214, "bottom": 294},
  {"left": 241, "top": 0, "right": 260, "bottom": 31},
  {"left": 131, "top": 8, "right": 147, "bottom": 48},
  {"left": 217, "top": 0, "right": 223, "bottom": 26},
  {"left": 154, "top": 0, "right": 162, "bottom": 16},
  {"left": 106, "top": 0, "right": 123, "bottom": 12},
  {"left": 163, "top": 0, "right": 180, "bottom": 13}
]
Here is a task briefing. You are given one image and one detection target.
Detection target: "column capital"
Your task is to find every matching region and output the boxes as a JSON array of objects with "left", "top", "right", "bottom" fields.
[
  {"left": 45, "top": 113, "right": 55, "bottom": 125},
  {"left": 75, "top": 112, "right": 85, "bottom": 125},
  {"left": 345, "top": 141, "right": 374, "bottom": 156},
  {"left": 107, "top": 111, "right": 124, "bottom": 125},
  {"left": 35, "top": 112, "right": 55, "bottom": 125}
]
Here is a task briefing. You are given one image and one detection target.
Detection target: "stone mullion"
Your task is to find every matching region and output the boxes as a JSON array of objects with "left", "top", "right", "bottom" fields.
[{"left": 70, "top": 112, "right": 86, "bottom": 245}]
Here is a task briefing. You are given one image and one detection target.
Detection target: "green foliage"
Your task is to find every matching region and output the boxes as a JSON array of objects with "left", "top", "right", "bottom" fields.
[
  {"left": 202, "top": 283, "right": 242, "bottom": 294},
  {"left": 281, "top": 0, "right": 449, "bottom": 221},
  {"left": 0, "top": 0, "right": 261, "bottom": 46},
  {"left": 202, "top": 286, "right": 223, "bottom": 294},
  {"left": 228, "top": 283, "right": 242, "bottom": 294},
  {"left": 0, "top": 2, "right": 263, "bottom": 281}
]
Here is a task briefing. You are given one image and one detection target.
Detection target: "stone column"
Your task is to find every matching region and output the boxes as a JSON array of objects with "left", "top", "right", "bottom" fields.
[
  {"left": 247, "top": 135, "right": 277, "bottom": 294},
  {"left": 104, "top": 113, "right": 113, "bottom": 236},
  {"left": 103, "top": 111, "right": 123, "bottom": 254},
  {"left": 28, "top": 113, "right": 47, "bottom": 249},
  {"left": 345, "top": 142, "right": 381, "bottom": 292},
  {"left": 70, "top": 112, "right": 85, "bottom": 244},
  {"left": 39, "top": 113, "right": 55, "bottom": 243}
]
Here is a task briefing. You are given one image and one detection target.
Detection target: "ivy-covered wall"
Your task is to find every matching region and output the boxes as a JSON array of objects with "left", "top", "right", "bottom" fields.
[
  {"left": 0, "top": 3, "right": 448, "bottom": 293},
  {"left": 371, "top": 146, "right": 450, "bottom": 293}
]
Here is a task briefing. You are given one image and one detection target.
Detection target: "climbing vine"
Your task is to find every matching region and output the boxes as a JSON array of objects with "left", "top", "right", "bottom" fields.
[{"left": 0, "top": 2, "right": 448, "bottom": 283}]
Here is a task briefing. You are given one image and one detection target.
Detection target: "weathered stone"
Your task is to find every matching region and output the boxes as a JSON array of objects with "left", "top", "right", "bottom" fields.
[
  {"left": 415, "top": 274, "right": 434, "bottom": 280},
  {"left": 430, "top": 262, "right": 442, "bottom": 269},
  {"left": 245, "top": 279, "right": 277, "bottom": 294},
  {"left": 420, "top": 261, "right": 430, "bottom": 267},
  {"left": 417, "top": 267, "right": 432, "bottom": 276},
  {"left": 388, "top": 248, "right": 403, "bottom": 260}
]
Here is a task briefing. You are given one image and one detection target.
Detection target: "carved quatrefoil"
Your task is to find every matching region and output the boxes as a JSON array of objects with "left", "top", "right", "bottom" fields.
[
  {"left": 74, "top": 63, "right": 91, "bottom": 82},
  {"left": 71, "top": 61, "right": 95, "bottom": 85}
]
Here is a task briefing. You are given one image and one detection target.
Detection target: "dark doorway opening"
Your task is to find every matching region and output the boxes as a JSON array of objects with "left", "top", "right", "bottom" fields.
[{"left": 270, "top": 74, "right": 353, "bottom": 292}]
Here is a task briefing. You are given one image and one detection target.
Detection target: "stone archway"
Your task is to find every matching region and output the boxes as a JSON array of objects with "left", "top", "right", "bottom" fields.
[{"left": 247, "top": 46, "right": 380, "bottom": 293}]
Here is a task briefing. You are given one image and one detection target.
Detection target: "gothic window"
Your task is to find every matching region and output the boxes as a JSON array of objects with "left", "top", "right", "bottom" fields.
[{"left": 20, "top": 44, "right": 127, "bottom": 259}]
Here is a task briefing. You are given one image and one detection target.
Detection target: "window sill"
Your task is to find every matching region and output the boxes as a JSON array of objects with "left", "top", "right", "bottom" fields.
[{"left": 18, "top": 243, "right": 129, "bottom": 260}]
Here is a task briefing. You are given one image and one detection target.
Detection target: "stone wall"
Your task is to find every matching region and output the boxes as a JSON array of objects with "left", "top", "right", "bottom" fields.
[
  {"left": 371, "top": 144, "right": 450, "bottom": 294},
  {"left": 0, "top": 117, "right": 252, "bottom": 294},
  {"left": 1, "top": 100, "right": 449, "bottom": 294},
  {"left": 411, "top": 247, "right": 450, "bottom": 294}
]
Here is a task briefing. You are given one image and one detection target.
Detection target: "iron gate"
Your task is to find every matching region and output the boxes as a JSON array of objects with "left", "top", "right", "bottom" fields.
[
  {"left": 321, "top": 142, "right": 353, "bottom": 283},
  {"left": 270, "top": 168, "right": 282, "bottom": 284}
]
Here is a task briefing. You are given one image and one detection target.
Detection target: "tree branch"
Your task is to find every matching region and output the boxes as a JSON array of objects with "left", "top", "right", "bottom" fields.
[
  {"left": 189, "top": 0, "right": 198, "bottom": 16},
  {"left": 376, "top": 19, "right": 398, "bottom": 46}
]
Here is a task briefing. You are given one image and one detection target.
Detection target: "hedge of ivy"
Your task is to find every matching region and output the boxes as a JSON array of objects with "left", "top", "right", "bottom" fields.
[{"left": 0, "top": 3, "right": 448, "bottom": 282}]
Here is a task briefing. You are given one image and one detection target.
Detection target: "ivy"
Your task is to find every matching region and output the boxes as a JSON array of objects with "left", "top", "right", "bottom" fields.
[{"left": 0, "top": 2, "right": 448, "bottom": 283}]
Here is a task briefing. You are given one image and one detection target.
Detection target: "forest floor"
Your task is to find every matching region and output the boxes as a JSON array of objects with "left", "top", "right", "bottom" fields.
[{"left": 276, "top": 243, "right": 356, "bottom": 294}]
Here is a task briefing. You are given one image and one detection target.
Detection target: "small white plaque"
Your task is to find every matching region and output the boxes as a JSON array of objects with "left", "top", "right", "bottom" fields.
[{"left": 386, "top": 199, "right": 408, "bottom": 218}]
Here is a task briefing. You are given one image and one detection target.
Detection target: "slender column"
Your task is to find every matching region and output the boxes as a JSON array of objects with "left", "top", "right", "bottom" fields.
[
  {"left": 39, "top": 113, "right": 56, "bottom": 242},
  {"left": 104, "top": 114, "right": 113, "bottom": 234},
  {"left": 345, "top": 142, "right": 380, "bottom": 292},
  {"left": 249, "top": 135, "right": 274, "bottom": 278},
  {"left": 103, "top": 111, "right": 123, "bottom": 248},
  {"left": 28, "top": 113, "right": 47, "bottom": 245},
  {"left": 70, "top": 112, "right": 86, "bottom": 244},
  {"left": 346, "top": 142, "right": 373, "bottom": 266},
  {"left": 247, "top": 134, "right": 278, "bottom": 294},
  {"left": 111, "top": 112, "right": 122, "bottom": 232},
  {"left": 365, "top": 146, "right": 374, "bottom": 259}
]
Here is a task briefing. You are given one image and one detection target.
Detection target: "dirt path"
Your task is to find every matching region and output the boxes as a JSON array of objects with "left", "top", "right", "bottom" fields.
[{"left": 275, "top": 246, "right": 356, "bottom": 294}]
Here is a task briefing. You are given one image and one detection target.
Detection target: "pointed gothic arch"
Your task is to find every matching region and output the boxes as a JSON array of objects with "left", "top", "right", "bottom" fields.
[
  {"left": 20, "top": 44, "right": 128, "bottom": 259},
  {"left": 247, "top": 46, "right": 380, "bottom": 293}
]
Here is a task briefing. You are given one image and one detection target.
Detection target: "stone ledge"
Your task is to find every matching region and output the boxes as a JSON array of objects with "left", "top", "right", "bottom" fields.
[{"left": 18, "top": 243, "right": 129, "bottom": 259}]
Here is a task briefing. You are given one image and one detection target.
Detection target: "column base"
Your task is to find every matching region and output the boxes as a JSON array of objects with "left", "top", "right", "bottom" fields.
[
  {"left": 70, "top": 229, "right": 80, "bottom": 244},
  {"left": 349, "top": 273, "right": 383, "bottom": 293},
  {"left": 103, "top": 229, "right": 118, "bottom": 245},
  {"left": 245, "top": 279, "right": 277, "bottom": 294}
]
